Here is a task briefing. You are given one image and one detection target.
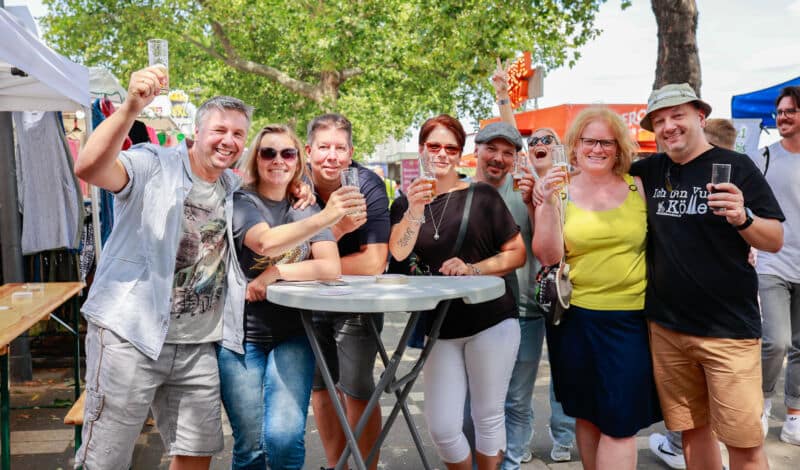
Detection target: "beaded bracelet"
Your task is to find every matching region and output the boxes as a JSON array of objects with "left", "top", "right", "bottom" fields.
[{"left": 405, "top": 210, "right": 425, "bottom": 225}]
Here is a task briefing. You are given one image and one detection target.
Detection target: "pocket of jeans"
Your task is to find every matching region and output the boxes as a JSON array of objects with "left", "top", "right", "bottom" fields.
[
  {"left": 100, "top": 327, "right": 135, "bottom": 350},
  {"left": 84, "top": 389, "right": 105, "bottom": 423}
]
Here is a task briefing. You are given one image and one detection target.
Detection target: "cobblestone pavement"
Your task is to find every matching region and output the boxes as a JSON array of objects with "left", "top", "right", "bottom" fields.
[{"left": 4, "top": 316, "right": 799, "bottom": 469}]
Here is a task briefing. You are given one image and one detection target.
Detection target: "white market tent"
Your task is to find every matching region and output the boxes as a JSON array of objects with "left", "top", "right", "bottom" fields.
[
  {"left": 0, "top": 8, "right": 90, "bottom": 112},
  {"left": 0, "top": 7, "right": 96, "bottom": 285}
]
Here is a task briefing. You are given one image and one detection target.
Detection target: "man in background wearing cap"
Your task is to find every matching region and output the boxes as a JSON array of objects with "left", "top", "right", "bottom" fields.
[
  {"left": 757, "top": 85, "right": 800, "bottom": 447},
  {"left": 469, "top": 122, "right": 552, "bottom": 469},
  {"left": 631, "top": 83, "right": 784, "bottom": 469}
]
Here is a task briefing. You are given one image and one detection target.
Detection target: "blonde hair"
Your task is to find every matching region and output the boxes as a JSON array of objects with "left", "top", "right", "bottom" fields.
[
  {"left": 242, "top": 124, "right": 308, "bottom": 200},
  {"left": 564, "top": 106, "right": 637, "bottom": 176}
]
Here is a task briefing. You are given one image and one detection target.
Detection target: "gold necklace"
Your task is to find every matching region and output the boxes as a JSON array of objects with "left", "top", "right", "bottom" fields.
[{"left": 427, "top": 191, "right": 452, "bottom": 240}]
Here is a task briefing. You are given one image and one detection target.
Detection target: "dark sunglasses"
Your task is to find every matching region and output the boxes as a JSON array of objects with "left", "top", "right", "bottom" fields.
[
  {"left": 665, "top": 162, "right": 680, "bottom": 192},
  {"left": 258, "top": 147, "right": 299, "bottom": 161},
  {"left": 529, "top": 135, "right": 555, "bottom": 146},
  {"left": 425, "top": 142, "right": 461, "bottom": 156}
]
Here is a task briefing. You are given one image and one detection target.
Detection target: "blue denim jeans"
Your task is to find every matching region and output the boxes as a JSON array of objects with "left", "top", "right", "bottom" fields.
[
  {"left": 217, "top": 336, "right": 315, "bottom": 470},
  {"left": 548, "top": 382, "right": 575, "bottom": 447},
  {"left": 501, "top": 316, "right": 545, "bottom": 469}
]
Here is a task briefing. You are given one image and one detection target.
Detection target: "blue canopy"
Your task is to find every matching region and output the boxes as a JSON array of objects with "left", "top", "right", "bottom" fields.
[{"left": 731, "top": 76, "right": 800, "bottom": 128}]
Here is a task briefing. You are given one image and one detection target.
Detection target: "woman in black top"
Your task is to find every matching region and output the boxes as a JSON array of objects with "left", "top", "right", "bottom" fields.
[{"left": 389, "top": 115, "right": 525, "bottom": 470}]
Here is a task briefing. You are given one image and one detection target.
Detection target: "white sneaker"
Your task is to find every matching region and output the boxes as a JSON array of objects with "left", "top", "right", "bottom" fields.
[
  {"left": 648, "top": 432, "right": 686, "bottom": 469},
  {"left": 780, "top": 415, "right": 800, "bottom": 445},
  {"left": 550, "top": 443, "right": 571, "bottom": 462},
  {"left": 520, "top": 450, "right": 533, "bottom": 463}
]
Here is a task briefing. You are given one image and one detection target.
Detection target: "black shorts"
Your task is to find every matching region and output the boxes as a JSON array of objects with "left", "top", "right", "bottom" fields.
[{"left": 311, "top": 312, "right": 383, "bottom": 400}]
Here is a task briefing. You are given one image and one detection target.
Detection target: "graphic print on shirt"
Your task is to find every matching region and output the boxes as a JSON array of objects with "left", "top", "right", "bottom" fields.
[
  {"left": 249, "top": 244, "right": 308, "bottom": 277},
  {"left": 172, "top": 198, "right": 228, "bottom": 320},
  {"left": 652, "top": 185, "right": 711, "bottom": 218}
]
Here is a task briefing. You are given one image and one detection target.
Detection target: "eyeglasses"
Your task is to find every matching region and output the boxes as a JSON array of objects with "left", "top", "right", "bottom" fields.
[
  {"left": 425, "top": 142, "right": 461, "bottom": 156},
  {"left": 773, "top": 108, "right": 798, "bottom": 119},
  {"left": 529, "top": 135, "right": 555, "bottom": 146},
  {"left": 258, "top": 147, "right": 299, "bottom": 161},
  {"left": 579, "top": 138, "right": 617, "bottom": 150}
]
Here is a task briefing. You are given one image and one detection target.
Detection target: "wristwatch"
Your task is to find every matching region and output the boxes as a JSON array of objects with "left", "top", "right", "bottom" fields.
[
  {"left": 497, "top": 98, "right": 510, "bottom": 106},
  {"left": 736, "top": 207, "right": 754, "bottom": 231}
]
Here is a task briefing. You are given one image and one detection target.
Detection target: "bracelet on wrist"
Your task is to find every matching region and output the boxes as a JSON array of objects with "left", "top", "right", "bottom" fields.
[
  {"left": 468, "top": 263, "right": 481, "bottom": 275},
  {"left": 406, "top": 210, "right": 425, "bottom": 225},
  {"left": 497, "top": 98, "right": 510, "bottom": 106}
]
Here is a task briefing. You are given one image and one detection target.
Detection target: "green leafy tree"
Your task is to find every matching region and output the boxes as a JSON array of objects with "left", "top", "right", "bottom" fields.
[{"left": 43, "top": 0, "right": 624, "bottom": 155}]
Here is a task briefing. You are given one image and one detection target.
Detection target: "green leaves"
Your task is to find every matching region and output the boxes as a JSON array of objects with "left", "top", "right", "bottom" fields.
[{"left": 42, "top": 0, "right": 614, "bottom": 155}]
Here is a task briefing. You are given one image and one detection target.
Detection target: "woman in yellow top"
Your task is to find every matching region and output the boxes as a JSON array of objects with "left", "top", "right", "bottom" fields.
[{"left": 533, "top": 106, "right": 661, "bottom": 469}]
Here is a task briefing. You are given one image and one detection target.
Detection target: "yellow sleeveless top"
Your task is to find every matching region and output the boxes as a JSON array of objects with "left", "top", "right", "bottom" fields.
[{"left": 563, "top": 174, "right": 646, "bottom": 310}]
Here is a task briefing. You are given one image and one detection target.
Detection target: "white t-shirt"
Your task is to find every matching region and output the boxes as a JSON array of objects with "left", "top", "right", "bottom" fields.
[
  {"left": 166, "top": 175, "right": 228, "bottom": 343},
  {"left": 756, "top": 141, "right": 800, "bottom": 282}
]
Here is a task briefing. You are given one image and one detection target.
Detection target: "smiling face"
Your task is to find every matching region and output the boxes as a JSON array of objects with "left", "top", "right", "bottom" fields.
[
  {"left": 307, "top": 127, "right": 353, "bottom": 188},
  {"left": 776, "top": 95, "right": 800, "bottom": 139},
  {"left": 420, "top": 125, "right": 462, "bottom": 179},
  {"left": 256, "top": 132, "right": 299, "bottom": 196},
  {"left": 650, "top": 103, "right": 708, "bottom": 163},
  {"left": 190, "top": 108, "right": 249, "bottom": 181},
  {"left": 529, "top": 129, "right": 557, "bottom": 173},
  {"left": 476, "top": 138, "right": 516, "bottom": 187},
  {"left": 575, "top": 119, "right": 618, "bottom": 175}
]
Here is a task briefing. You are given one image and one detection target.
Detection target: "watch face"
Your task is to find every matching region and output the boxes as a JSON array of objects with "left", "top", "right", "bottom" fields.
[{"left": 745, "top": 207, "right": 754, "bottom": 219}]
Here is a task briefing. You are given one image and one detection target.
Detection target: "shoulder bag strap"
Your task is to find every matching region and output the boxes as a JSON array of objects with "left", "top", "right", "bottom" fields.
[
  {"left": 763, "top": 146, "right": 770, "bottom": 176},
  {"left": 453, "top": 183, "right": 475, "bottom": 255}
]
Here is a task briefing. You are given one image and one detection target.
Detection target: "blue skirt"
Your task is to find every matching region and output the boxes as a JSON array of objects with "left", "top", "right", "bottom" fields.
[{"left": 546, "top": 305, "right": 662, "bottom": 438}]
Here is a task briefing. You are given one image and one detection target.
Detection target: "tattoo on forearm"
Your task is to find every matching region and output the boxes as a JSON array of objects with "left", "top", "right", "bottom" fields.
[{"left": 398, "top": 226, "right": 415, "bottom": 247}]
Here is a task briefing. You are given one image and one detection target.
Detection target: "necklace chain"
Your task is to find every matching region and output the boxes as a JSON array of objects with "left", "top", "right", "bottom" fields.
[{"left": 427, "top": 191, "right": 452, "bottom": 240}]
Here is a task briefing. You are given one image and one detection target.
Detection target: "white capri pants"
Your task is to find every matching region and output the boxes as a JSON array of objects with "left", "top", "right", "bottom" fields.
[{"left": 423, "top": 318, "right": 520, "bottom": 463}]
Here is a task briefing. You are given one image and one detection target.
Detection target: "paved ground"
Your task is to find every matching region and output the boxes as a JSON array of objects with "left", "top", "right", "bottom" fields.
[{"left": 4, "top": 315, "right": 800, "bottom": 469}]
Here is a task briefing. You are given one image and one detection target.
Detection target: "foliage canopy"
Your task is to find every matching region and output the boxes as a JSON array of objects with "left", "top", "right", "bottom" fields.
[{"left": 43, "top": 0, "right": 623, "bottom": 155}]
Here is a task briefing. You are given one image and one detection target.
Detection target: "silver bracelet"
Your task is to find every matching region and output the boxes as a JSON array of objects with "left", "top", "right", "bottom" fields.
[
  {"left": 405, "top": 210, "right": 425, "bottom": 225},
  {"left": 467, "top": 263, "right": 481, "bottom": 275}
]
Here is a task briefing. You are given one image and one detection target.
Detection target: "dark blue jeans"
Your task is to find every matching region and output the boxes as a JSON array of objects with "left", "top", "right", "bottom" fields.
[{"left": 217, "top": 336, "right": 315, "bottom": 470}]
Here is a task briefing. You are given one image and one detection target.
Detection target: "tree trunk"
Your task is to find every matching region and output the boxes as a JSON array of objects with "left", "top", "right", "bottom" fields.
[{"left": 651, "top": 0, "right": 702, "bottom": 95}]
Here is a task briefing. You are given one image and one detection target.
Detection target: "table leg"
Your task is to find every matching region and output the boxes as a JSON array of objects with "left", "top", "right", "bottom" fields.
[
  {"left": 364, "top": 311, "right": 432, "bottom": 470},
  {"left": 300, "top": 311, "right": 367, "bottom": 470},
  {"left": 360, "top": 300, "right": 451, "bottom": 468},
  {"left": 1, "top": 352, "right": 10, "bottom": 470},
  {"left": 70, "top": 295, "right": 82, "bottom": 451}
]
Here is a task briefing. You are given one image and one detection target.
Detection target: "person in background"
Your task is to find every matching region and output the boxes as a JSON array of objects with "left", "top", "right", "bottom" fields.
[
  {"left": 218, "top": 124, "right": 364, "bottom": 469},
  {"left": 307, "top": 113, "right": 390, "bottom": 470},
  {"left": 492, "top": 62, "right": 576, "bottom": 465},
  {"left": 633, "top": 83, "right": 783, "bottom": 470},
  {"left": 390, "top": 114, "right": 525, "bottom": 470},
  {"left": 648, "top": 115, "right": 739, "bottom": 469},
  {"left": 757, "top": 85, "right": 800, "bottom": 446},
  {"left": 704, "top": 118, "right": 738, "bottom": 150}
]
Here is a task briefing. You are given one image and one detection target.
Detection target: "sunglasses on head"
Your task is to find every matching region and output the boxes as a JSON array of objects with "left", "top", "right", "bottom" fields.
[
  {"left": 258, "top": 147, "right": 299, "bottom": 161},
  {"left": 529, "top": 135, "right": 555, "bottom": 146}
]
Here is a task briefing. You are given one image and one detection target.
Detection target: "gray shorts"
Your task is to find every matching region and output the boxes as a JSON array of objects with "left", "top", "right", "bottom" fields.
[
  {"left": 311, "top": 312, "right": 382, "bottom": 400},
  {"left": 75, "top": 323, "right": 223, "bottom": 469}
]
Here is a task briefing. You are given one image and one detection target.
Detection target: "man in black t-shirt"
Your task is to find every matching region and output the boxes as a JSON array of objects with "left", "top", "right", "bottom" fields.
[
  {"left": 631, "top": 83, "right": 784, "bottom": 470},
  {"left": 305, "top": 113, "right": 390, "bottom": 470}
]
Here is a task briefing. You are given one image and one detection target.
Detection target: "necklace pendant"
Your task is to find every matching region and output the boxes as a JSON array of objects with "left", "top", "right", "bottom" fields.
[{"left": 434, "top": 233, "right": 440, "bottom": 240}]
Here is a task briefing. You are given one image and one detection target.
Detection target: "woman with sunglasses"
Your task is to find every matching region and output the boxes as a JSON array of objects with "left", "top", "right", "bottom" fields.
[
  {"left": 389, "top": 114, "right": 526, "bottom": 470},
  {"left": 218, "top": 124, "right": 365, "bottom": 470},
  {"left": 533, "top": 107, "right": 661, "bottom": 470}
]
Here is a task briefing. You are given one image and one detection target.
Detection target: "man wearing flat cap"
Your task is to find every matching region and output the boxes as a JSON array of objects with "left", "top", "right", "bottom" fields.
[
  {"left": 469, "top": 122, "right": 550, "bottom": 469},
  {"left": 630, "top": 83, "right": 784, "bottom": 469}
]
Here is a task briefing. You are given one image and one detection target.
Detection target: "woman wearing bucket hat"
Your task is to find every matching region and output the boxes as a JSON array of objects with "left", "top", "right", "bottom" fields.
[{"left": 533, "top": 105, "right": 662, "bottom": 470}]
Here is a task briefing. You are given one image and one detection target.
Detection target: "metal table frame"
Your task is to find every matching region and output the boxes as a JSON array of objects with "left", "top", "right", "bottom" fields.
[
  {"left": 269, "top": 276, "right": 504, "bottom": 470},
  {"left": 0, "top": 282, "right": 83, "bottom": 470}
]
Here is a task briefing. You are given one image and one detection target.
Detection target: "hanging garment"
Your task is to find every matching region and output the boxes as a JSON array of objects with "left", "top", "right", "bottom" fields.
[{"left": 13, "top": 111, "right": 83, "bottom": 255}]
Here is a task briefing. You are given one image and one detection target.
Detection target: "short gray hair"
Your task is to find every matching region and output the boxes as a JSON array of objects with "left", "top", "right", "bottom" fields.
[
  {"left": 195, "top": 96, "right": 253, "bottom": 129},
  {"left": 306, "top": 113, "right": 353, "bottom": 148}
]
